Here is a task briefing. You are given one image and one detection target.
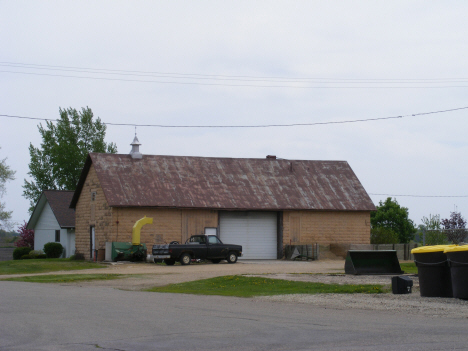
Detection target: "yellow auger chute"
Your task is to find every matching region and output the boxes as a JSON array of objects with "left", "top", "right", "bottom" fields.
[{"left": 132, "top": 216, "right": 153, "bottom": 245}]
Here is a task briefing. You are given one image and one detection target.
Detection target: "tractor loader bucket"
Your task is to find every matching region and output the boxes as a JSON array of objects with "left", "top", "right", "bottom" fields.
[{"left": 345, "top": 250, "right": 403, "bottom": 275}]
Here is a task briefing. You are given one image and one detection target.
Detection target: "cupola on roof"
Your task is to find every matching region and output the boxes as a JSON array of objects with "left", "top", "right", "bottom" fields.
[{"left": 129, "top": 134, "right": 142, "bottom": 159}]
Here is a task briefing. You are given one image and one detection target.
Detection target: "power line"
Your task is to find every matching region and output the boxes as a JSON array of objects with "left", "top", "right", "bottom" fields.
[
  {"left": 3, "top": 61, "right": 468, "bottom": 82},
  {"left": 3, "top": 62, "right": 468, "bottom": 88},
  {"left": 4, "top": 70, "right": 468, "bottom": 89},
  {"left": 369, "top": 193, "right": 468, "bottom": 198},
  {"left": 1, "top": 106, "right": 467, "bottom": 128}
]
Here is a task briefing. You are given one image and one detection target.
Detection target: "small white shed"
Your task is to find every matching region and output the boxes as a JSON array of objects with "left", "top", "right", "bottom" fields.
[{"left": 27, "top": 190, "right": 75, "bottom": 258}]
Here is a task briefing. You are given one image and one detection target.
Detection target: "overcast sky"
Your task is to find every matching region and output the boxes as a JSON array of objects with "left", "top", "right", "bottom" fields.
[{"left": 1, "top": 1, "right": 467, "bottom": 229}]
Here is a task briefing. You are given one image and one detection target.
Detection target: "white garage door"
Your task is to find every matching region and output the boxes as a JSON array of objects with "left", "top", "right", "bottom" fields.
[{"left": 219, "top": 212, "right": 277, "bottom": 259}]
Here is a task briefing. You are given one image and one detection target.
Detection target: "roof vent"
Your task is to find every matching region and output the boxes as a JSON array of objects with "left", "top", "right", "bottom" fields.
[
  {"left": 130, "top": 135, "right": 142, "bottom": 159},
  {"left": 266, "top": 155, "right": 276, "bottom": 159}
]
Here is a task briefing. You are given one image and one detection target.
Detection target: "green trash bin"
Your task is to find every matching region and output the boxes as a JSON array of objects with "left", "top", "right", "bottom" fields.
[
  {"left": 411, "top": 245, "right": 456, "bottom": 298},
  {"left": 444, "top": 246, "right": 468, "bottom": 299}
]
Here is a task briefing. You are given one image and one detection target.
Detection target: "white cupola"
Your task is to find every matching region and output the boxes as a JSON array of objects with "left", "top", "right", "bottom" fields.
[{"left": 130, "top": 134, "right": 142, "bottom": 159}]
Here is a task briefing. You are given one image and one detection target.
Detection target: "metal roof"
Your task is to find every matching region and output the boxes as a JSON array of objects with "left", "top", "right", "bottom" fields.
[{"left": 71, "top": 153, "right": 375, "bottom": 211}]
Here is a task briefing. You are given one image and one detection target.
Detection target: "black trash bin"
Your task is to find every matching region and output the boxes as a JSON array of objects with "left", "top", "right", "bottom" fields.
[
  {"left": 411, "top": 245, "right": 455, "bottom": 298},
  {"left": 392, "top": 276, "right": 413, "bottom": 294},
  {"left": 444, "top": 246, "right": 468, "bottom": 299}
]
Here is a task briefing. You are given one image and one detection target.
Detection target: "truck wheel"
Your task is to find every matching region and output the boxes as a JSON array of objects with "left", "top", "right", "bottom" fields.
[
  {"left": 164, "top": 259, "right": 175, "bottom": 265},
  {"left": 180, "top": 253, "right": 191, "bottom": 265},
  {"left": 227, "top": 252, "right": 238, "bottom": 264},
  {"left": 211, "top": 259, "right": 221, "bottom": 264}
]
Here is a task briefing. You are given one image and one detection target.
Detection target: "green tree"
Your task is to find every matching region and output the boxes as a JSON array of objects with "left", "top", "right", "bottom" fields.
[
  {"left": 421, "top": 214, "right": 441, "bottom": 231},
  {"left": 23, "top": 107, "right": 117, "bottom": 211},
  {"left": 370, "top": 227, "right": 399, "bottom": 244},
  {"left": 370, "top": 197, "right": 416, "bottom": 243},
  {"left": 420, "top": 214, "right": 448, "bottom": 245},
  {"left": 0, "top": 147, "right": 15, "bottom": 230}
]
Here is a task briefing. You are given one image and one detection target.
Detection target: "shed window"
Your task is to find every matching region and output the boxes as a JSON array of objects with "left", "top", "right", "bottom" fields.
[{"left": 55, "top": 230, "right": 60, "bottom": 242}]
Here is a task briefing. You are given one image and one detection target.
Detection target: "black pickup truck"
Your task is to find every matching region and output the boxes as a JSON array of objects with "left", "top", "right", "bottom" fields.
[{"left": 152, "top": 235, "right": 243, "bottom": 265}]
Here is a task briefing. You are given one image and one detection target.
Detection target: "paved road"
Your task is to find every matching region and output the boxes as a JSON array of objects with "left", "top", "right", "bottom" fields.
[{"left": 1, "top": 281, "right": 467, "bottom": 351}]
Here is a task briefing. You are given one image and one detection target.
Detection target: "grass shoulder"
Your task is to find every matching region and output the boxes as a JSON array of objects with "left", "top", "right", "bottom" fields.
[
  {"left": 0, "top": 258, "right": 106, "bottom": 275},
  {"left": 146, "top": 275, "right": 388, "bottom": 297}
]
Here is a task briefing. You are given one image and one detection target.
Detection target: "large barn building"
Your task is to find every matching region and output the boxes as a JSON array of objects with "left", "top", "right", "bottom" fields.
[{"left": 70, "top": 139, "right": 375, "bottom": 260}]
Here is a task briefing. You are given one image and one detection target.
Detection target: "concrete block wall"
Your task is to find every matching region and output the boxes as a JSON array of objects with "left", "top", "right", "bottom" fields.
[
  {"left": 112, "top": 207, "right": 183, "bottom": 246},
  {"left": 111, "top": 208, "right": 218, "bottom": 248},
  {"left": 282, "top": 210, "right": 371, "bottom": 247},
  {"left": 75, "top": 165, "right": 112, "bottom": 257}
]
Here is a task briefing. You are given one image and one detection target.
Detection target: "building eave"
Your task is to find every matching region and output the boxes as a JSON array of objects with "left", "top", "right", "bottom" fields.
[
  {"left": 26, "top": 193, "right": 48, "bottom": 229},
  {"left": 70, "top": 154, "right": 93, "bottom": 209}
]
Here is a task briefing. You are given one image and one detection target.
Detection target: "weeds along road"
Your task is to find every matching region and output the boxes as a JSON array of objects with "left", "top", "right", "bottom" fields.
[{"left": 1, "top": 281, "right": 468, "bottom": 351}]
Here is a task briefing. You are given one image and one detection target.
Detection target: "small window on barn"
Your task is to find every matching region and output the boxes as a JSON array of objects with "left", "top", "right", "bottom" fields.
[
  {"left": 91, "top": 192, "right": 97, "bottom": 201},
  {"left": 204, "top": 227, "right": 217, "bottom": 235},
  {"left": 55, "top": 230, "right": 60, "bottom": 242}
]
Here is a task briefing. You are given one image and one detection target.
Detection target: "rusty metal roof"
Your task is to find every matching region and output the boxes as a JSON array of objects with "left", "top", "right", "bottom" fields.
[{"left": 71, "top": 153, "right": 375, "bottom": 211}]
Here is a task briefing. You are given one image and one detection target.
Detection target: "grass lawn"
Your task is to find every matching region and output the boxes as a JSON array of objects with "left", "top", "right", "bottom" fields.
[
  {"left": 1, "top": 273, "right": 122, "bottom": 283},
  {"left": 146, "top": 275, "right": 387, "bottom": 297},
  {"left": 0, "top": 258, "right": 106, "bottom": 275},
  {"left": 400, "top": 262, "right": 417, "bottom": 274}
]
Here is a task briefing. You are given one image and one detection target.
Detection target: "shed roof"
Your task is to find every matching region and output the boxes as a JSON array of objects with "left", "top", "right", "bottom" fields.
[
  {"left": 71, "top": 153, "right": 375, "bottom": 211},
  {"left": 28, "top": 190, "right": 75, "bottom": 229}
]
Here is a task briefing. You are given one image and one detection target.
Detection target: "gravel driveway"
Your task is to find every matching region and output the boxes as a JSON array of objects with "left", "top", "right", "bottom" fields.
[
  {"left": 254, "top": 272, "right": 468, "bottom": 319},
  {"left": 0, "top": 259, "right": 346, "bottom": 289}
]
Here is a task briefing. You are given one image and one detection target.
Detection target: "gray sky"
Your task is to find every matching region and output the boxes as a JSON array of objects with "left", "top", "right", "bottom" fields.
[{"left": 1, "top": 1, "right": 467, "bottom": 229}]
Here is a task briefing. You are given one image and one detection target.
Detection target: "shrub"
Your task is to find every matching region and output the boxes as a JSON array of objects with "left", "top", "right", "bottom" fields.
[
  {"left": 13, "top": 247, "right": 32, "bottom": 260},
  {"left": 14, "top": 221, "right": 34, "bottom": 249},
  {"left": 29, "top": 250, "right": 44, "bottom": 258},
  {"left": 21, "top": 254, "right": 32, "bottom": 259},
  {"left": 43, "top": 242, "right": 64, "bottom": 258},
  {"left": 370, "top": 227, "right": 399, "bottom": 244}
]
